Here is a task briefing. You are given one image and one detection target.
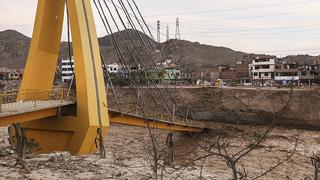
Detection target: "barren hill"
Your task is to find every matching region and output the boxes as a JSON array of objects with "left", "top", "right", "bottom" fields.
[
  {"left": 159, "top": 39, "right": 257, "bottom": 69},
  {"left": 0, "top": 30, "right": 30, "bottom": 69},
  {"left": 0, "top": 29, "right": 318, "bottom": 69}
]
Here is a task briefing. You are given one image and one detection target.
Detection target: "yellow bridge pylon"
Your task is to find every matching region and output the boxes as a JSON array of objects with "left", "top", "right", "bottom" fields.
[
  {"left": 0, "top": 0, "right": 203, "bottom": 156},
  {"left": 17, "top": 0, "right": 109, "bottom": 155}
]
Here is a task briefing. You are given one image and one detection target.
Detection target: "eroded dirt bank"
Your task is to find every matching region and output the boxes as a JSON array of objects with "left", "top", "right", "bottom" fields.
[
  {"left": 0, "top": 87, "right": 319, "bottom": 179},
  {"left": 107, "top": 87, "right": 320, "bottom": 129}
]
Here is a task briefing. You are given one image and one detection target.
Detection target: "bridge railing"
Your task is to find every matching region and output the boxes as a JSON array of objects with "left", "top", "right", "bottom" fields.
[
  {"left": 0, "top": 89, "right": 75, "bottom": 113},
  {"left": 147, "top": 113, "right": 205, "bottom": 128}
]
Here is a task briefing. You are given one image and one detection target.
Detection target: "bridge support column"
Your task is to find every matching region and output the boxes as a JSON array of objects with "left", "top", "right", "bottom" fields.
[{"left": 18, "top": 0, "right": 109, "bottom": 155}]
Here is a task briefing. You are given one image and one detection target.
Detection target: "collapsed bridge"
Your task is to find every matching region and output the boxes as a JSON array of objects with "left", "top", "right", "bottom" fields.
[{"left": 0, "top": 0, "right": 205, "bottom": 157}]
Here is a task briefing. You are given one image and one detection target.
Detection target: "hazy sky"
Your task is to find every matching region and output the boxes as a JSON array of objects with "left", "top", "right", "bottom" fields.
[{"left": 1, "top": 0, "right": 320, "bottom": 57}]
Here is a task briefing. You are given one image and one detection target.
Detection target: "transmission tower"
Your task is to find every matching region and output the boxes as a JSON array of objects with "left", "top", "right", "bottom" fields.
[
  {"left": 157, "top": 20, "right": 161, "bottom": 43},
  {"left": 166, "top": 25, "right": 169, "bottom": 41},
  {"left": 175, "top": 17, "right": 181, "bottom": 40}
]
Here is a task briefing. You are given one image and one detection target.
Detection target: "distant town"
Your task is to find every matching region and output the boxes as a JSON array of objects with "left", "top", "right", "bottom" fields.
[
  {"left": 60, "top": 56, "right": 320, "bottom": 87},
  {"left": 1, "top": 56, "right": 319, "bottom": 91}
]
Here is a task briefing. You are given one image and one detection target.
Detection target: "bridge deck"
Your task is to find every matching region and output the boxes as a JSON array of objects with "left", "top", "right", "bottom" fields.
[
  {"left": 0, "top": 101, "right": 203, "bottom": 132},
  {"left": 0, "top": 100, "right": 75, "bottom": 118},
  {"left": 109, "top": 109, "right": 203, "bottom": 132}
]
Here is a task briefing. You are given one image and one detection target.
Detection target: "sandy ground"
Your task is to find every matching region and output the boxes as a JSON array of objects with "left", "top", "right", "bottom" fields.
[{"left": 0, "top": 122, "right": 319, "bottom": 180}]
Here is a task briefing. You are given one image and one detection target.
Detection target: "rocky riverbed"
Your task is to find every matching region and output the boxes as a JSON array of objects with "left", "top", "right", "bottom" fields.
[{"left": 0, "top": 122, "right": 319, "bottom": 179}]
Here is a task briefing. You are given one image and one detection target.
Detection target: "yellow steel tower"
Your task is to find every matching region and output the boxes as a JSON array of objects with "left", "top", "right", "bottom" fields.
[{"left": 18, "top": 0, "right": 109, "bottom": 155}]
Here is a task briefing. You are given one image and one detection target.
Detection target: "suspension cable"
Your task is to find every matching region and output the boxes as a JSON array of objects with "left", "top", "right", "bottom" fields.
[
  {"left": 65, "top": 0, "right": 75, "bottom": 99},
  {"left": 94, "top": 0, "right": 154, "bottom": 118},
  {"left": 107, "top": 0, "right": 177, "bottom": 119},
  {"left": 126, "top": 0, "right": 204, "bottom": 124},
  {"left": 100, "top": 53, "right": 122, "bottom": 112},
  {"left": 97, "top": 0, "right": 173, "bottom": 119},
  {"left": 115, "top": 0, "right": 191, "bottom": 121},
  {"left": 96, "top": 0, "right": 205, "bottom": 129}
]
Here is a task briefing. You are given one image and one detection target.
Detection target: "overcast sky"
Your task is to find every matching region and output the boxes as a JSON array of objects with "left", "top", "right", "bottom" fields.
[{"left": 1, "top": 0, "right": 320, "bottom": 57}]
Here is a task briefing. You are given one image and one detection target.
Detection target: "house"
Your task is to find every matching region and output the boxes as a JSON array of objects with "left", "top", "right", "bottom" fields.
[
  {"left": 146, "top": 66, "right": 181, "bottom": 83},
  {"left": 0, "top": 67, "right": 24, "bottom": 80},
  {"left": 180, "top": 67, "right": 192, "bottom": 82},
  {"left": 181, "top": 72, "right": 191, "bottom": 81},
  {"left": 251, "top": 57, "right": 275, "bottom": 80},
  {"left": 201, "top": 65, "right": 220, "bottom": 81},
  {"left": 191, "top": 66, "right": 202, "bottom": 82},
  {"left": 236, "top": 61, "right": 250, "bottom": 78},
  {"left": 0, "top": 67, "right": 10, "bottom": 80},
  {"left": 220, "top": 68, "right": 237, "bottom": 80},
  {"left": 313, "top": 59, "right": 320, "bottom": 65},
  {"left": 274, "top": 63, "right": 299, "bottom": 85},
  {"left": 61, "top": 57, "right": 74, "bottom": 82},
  {"left": 164, "top": 67, "right": 181, "bottom": 81},
  {"left": 298, "top": 64, "right": 316, "bottom": 85},
  {"left": 191, "top": 65, "right": 221, "bottom": 82},
  {"left": 105, "top": 63, "right": 120, "bottom": 74},
  {"left": 8, "top": 71, "right": 22, "bottom": 80}
]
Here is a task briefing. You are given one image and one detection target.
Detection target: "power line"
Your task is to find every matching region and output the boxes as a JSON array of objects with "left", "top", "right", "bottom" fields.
[
  {"left": 141, "top": 0, "right": 198, "bottom": 9},
  {"left": 144, "top": 10, "right": 316, "bottom": 38},
  {"left": 182, "top": 11, "right": 303, "bottom": 24},
  {"left": 153, "top": 11, "right": 305, "bottom": 26},
  {"left": 103, "top": 0, "right": 167, "bottom": 37},
  {"left": 185, "top": 28, "right": 320, "bottom": 38},
  {"left": 145, "top": 0, "right": 319, "bottom": 17},
  {"left": 182, "top": 23, "right": 320, "bottom": 33},
  {"left": 184, "top": 25, "right": 320, "bottom": 36}
]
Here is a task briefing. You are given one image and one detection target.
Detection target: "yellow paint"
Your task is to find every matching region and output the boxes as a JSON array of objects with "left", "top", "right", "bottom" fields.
[
  {"left": 0, "top": 108, "right": 58, "bottom": 127},
  {"left": 0, "top": 96, "right": 2, "bottom": 113},
  {"left": 0, "top": 0, "right": 203, "bottom": 155},
  {"left": 109, "top": 113, "right": 202, "bottom": 132},
  {"left": 26, "top": 129, "right": 74, "bottom": 153},
  {"left": 17, "top": 0, "right": 109, "bottom": 155}
]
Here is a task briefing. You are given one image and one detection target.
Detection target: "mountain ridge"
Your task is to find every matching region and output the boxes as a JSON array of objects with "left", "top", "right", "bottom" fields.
[{"left": 0, "top": 29, "right": 317, "bottom": 69}]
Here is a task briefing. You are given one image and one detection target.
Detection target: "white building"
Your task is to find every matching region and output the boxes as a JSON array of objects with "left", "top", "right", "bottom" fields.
[
  {"left": 105, "top": 63, "right": 120, "bottom": 74},
  {"left": 61, "top": 57, "right": 74, "bottom": 82},
  {"left": 251, "top": 57, "right": 275, "bottom": 80},
  {"left": 156, "top": 59, "right": 175, "bottom": 68},
  {"left": 275, "top": 72, "right": 299, "bottom": 82},
  {"left": 274, "top": 64, "right": 299, "bottom": 82}
]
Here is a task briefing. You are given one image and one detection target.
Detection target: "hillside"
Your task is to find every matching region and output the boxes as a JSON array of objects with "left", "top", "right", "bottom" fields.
[
  {"left": 0, "top": 29, "right": 158, "bottom": 68},
  {"left": 279, "top": 54, "right": 320, "bottom": 64},
  {"left": 0, "top": 29, "right": 318, "bottom": 69},
  {"left": 160, "top": 39, "right": 257, "bottom": 69},
  {"left": 0, "top": 30, "right": 30, "bottom": 69}
]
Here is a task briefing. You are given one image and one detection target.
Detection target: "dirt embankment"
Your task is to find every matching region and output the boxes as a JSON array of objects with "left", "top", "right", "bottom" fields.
[
  {"left": 0, "top": 87, "right": 319, "bottom": 179},
  {"left": 0, "top": 123, "right": 319, "bottom": 179},
  {"left": 108, "top": 87, "right": 320, "bottom": 129}
]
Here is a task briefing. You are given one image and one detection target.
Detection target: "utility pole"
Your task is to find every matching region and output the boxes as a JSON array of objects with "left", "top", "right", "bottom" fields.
[
  {"left": 157, "top": 20, "right": 161, "bottom": 43},
  {"left": 166, "top": 25, "right": 169, "bottom": 41},
  {"left": 175, "top": 17, "right": 181, "bottom": 40}
]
